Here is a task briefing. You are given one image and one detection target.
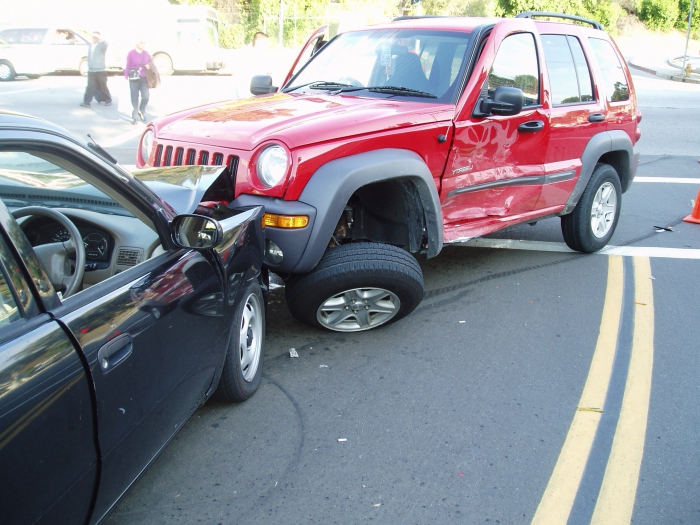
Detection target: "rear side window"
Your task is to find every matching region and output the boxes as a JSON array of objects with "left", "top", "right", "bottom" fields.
[
  {"left": 542, "top": 35, "right": 594, "bottom": 105},
  {"left": 488, "top": 33, "right": 539, "bottom": 106},
  {"left": 18, "top": 29, "right": 48, "bottom": 44},
  {"left": 589, "top": 38, "right": 629, "bottom": 102}
]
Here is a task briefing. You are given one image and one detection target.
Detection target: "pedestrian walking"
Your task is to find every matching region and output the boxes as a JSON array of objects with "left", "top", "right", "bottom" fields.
[
  {"left": 125, "top": 40, "right": 152, "bottom": 124},
  {"left": 80, "top": 31, "right": 111, "bottom": 108}
]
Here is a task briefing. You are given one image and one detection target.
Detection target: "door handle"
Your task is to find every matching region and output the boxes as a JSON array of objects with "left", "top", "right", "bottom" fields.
[
  {"left": 97, "top": 333, "right": 133, "bottom": 372},
  {"left": 588, "top": 113, "right": 606, "bottom": 123},
  {"left": 518, "top": 120, "right": 544, "bottom": 132}
]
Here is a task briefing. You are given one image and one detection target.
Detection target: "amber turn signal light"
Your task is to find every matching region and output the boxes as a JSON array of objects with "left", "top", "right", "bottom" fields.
[{"left": 262, "top": 213, "right": 309, "bottom": 229}]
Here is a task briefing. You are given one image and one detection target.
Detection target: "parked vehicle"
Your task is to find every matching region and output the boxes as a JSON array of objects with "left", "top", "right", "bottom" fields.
[
  {"left": 0, "top": 27, "right": 123, "bottom": 80},
  {"left": 136, "top": 12, "right": 641, "bottom": 332},
  {"left": 0, "top": 111, "right": 266, "bottom": 524}
]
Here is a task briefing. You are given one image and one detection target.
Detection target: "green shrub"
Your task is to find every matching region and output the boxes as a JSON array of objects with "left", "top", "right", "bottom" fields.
[
  {"left": 638, "top": 0, "right": 679, "bottom": 30},
  {"left": 496, "top": 0, "right": 622, "bottom": 32},
  {"left": 675, "top": 0, "right": 700, "bottom": 39}
]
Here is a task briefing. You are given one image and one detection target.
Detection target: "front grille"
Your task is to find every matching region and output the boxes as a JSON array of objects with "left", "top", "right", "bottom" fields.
[{"left": 151, "top": 143, "right": 239, "bottom": 186}]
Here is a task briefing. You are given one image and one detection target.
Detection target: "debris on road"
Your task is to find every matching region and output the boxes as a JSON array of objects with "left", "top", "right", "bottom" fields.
[
  {"left": 654, "top": 225, "right": 674, "bottom": 232},
  {"left": 289, "top": 348, "right": 299, "bottom": 358},
  {"left": 337, "top": 438, "right": 347, "bottom": 442},
  {"left": 319, "top": 364, "right": 329, "bottom": 368}
]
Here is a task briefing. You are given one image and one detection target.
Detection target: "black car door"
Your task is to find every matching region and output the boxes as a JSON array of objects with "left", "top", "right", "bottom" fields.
[
  {"left": 0, "top": 135, "right": 229, "bottom": 524},
  {"left": 0, "top": 203, "right": 98, "bottom": 525}
]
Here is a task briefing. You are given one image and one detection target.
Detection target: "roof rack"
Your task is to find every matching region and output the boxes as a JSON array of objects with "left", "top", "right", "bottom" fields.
[
  {"left": 515, "top": 11, "right": 603, "bottom": 31},
  {"left": 392, "top": 15, "right": 456, "bottom": 21}
]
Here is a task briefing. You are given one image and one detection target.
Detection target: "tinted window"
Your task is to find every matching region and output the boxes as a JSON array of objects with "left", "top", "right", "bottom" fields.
[
  {"left": 589, "top": 38, "right": 629, "bottom": 102},
  {"left": 542, "top": 35, "right": 593, "bottom": 105},
  {"left": 488, "top": 33, "right": 539, "bottom": 106}
]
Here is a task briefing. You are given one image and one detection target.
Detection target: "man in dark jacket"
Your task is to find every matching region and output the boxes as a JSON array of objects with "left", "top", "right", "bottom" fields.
[{"left": 80, "top": 31, "right": 111, "bottom": 107}]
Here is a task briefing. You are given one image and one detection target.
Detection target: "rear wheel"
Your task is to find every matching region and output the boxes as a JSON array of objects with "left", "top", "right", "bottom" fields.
[
  {"left": 0, "top": 60, "right": 16, "bottom": 81},
  {"left": 561, "top": 163, "right": 621, "bottom": 253},
  {"left": 285, "top": 242, "right": 424, "bottom": 332},
  {"left": 213, "top": 280, "right": 265, "bottom": 402},
  {"left": 153, "top": 53, "right": 173, "bottom": 76}
]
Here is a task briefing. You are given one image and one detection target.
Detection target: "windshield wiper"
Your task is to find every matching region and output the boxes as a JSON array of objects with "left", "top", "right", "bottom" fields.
[
  {"left": 362, "top": 86, "right": 437, "bottom": 98},
  {"left": 283, "top": 81, "right": 357, "bottom": 93}
]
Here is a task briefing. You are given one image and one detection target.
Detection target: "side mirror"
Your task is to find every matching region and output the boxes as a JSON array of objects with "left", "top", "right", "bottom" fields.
[
  {"left": 171, "top": 214, "right": 223, "bottom": 250},
  {"left": 480, "top": 86, "right": 524, "bottom": 116},
  {"left": 250, "top": 75, "right": 278, "bottom": 95}
]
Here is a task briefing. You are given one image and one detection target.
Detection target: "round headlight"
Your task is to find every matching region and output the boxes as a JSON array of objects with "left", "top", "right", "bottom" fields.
[
  {"left": 256, "top": 145, "right": 289, "bottom": 187},
  {"left": 140, "top": 129, "right": 154, "bottom": 164}
]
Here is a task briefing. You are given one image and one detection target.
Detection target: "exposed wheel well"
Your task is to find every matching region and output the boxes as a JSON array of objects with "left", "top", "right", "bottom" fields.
[
  {"left": 598, "top": 150, "right": 631, "bottom": 192},
  {"left": 334, "top": 179, "right": 427, "bottom": 254}
]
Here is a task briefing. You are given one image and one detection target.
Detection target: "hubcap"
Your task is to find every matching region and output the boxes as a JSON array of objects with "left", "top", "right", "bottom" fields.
[
  {"left": 239, "top": 292, "right": 262, "bottom": 382},
  {"left": 0, "top": 64, "right": 11, "bottom": 80},
  {"left": 590, "top": 181, "right": 617, "bottom": 238},
  {"left": 316, "top": 287, "right": 401, "bottom": 332}
]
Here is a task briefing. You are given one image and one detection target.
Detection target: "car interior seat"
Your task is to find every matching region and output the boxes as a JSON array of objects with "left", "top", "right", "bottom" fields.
[{"left": 386, "top": 46, "right": 431, "bottom": 93}]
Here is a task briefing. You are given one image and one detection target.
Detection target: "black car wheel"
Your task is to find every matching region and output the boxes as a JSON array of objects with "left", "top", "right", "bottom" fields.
[
  {"left": 213, "top": 280, "right": 265, "bottom": 402},
  {"left": 285, "top": 242, "right": 424, "bottom": 332},
  {"left": 0, "top": 60, "right": 16, "bottom": 82},
  {"left": 561, "top": 163, "right": 622, "bottom": 253}
]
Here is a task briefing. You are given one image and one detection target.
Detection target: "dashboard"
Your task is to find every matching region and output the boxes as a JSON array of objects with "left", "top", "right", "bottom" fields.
[{"left": 22, "top": 215, "right": 114, "bottom": 268}]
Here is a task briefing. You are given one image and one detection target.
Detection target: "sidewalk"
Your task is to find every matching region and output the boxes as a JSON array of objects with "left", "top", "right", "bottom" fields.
[{"left": 615, "top": 30, "right": 700, "bottom": 84}]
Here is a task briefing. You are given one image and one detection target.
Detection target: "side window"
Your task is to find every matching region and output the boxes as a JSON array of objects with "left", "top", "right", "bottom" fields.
[
  {"left": 488, "top": 33, "right": 540, "bottom": 106},
  {"left": 589, "top": 38, "right": 629, "bottom": 102},
  {"left": 0, "top": 151, "right": 161, "bottom": 299},
  {"left": 542, "top": 34, "right": 594, "bottom": 105}
]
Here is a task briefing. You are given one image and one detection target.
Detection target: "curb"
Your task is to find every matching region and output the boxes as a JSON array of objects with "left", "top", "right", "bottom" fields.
[{"left": 628, "top": 60, "right": 700, "bottom": 84}]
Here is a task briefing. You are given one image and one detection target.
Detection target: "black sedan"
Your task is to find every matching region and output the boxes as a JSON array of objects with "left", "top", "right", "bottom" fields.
[{"left": 0, "top": 111, "right": 267, "bottom": 525}]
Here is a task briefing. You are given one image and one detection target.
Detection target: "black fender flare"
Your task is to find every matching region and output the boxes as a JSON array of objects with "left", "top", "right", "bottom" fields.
[
  {"left": 562, "top": 130, "right": 637, "bottom": 214},
  {"left": 294, "top": 148, "right": 443, "bottom": 273}
]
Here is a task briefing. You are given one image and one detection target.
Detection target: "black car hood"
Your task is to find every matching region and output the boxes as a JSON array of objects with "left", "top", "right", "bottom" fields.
[{"left": 131, "top": 165, "right": 227, "bottom": 215}]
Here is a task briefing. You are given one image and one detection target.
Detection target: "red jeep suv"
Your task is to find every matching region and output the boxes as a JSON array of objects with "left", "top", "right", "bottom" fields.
[{"left": 137, "top": 12, "right": 641, "bottom": 332}]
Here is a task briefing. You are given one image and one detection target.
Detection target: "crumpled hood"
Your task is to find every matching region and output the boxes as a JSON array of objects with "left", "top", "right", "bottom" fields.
[
  {"left": 155, "top": 93, "right": 450, "bottom": 150},
  {"left": 132, "top": 165, "right": 226, "bottom": 215}
]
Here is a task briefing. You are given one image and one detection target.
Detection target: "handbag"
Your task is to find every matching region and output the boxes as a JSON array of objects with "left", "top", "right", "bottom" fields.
[{"left": 128, "top": 53, "right": 145, "bottom": 81}]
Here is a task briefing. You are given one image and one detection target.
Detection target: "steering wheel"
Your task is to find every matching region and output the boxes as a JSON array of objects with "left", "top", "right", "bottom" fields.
[{"left": 12, "top": 207, "right": 86, "bottom": 298}]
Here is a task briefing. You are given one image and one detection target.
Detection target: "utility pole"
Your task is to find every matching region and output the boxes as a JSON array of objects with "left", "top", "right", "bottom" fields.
[
  {"left": 278, "top": 0, "right": 284, "bottom": 47},
  {"left": 682, "top": 0, "right": 696, "bottom": 74}
]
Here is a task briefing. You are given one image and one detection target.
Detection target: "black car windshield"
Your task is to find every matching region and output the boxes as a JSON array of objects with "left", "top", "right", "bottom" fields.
[
  {"left": 284, "top": 28, "right": 473, "bottom": 103},
  {"left": 0, "top": 152, "right": 131, "bottom": 216}
]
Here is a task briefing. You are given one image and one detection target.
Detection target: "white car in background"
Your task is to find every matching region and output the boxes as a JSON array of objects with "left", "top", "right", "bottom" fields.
[{"left": 0, "top": 27, "right": 123, "bottom": 81}]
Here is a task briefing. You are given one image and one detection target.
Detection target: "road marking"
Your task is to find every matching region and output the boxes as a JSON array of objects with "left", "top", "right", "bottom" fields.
[
  {"left": 457, "top": 238, "right": 700, "bottom": 260},
  {"left": 0, "top": 87, "right": 51, "bottom": 96},
  {"left": 635, "top": 176, "right": 700, "bottom": 183},
  {"left": 531, "top": 255, "right": 624, "bottom": 525},
  {"left": 591, "top": 257, "right": 654, "bottom": 524}
]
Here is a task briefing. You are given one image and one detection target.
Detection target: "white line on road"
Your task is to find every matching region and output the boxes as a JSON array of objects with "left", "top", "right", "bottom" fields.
[
  {"left": 457, "top": 238, "right": 700, "bottom": 260},
  {"left": 635, "top": 177, "right": 700, "bottom": 184}
]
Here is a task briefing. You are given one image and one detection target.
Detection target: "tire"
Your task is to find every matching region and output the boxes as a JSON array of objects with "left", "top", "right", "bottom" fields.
[
  {"left": 213, "top": 280, "right": 265, "bottom": 402},
  {"left": 285, "top": 242, "right": 424, "bottom": 332},
  {"left": 153, "top": 53, "right": 173, "bottom": 76},
  {"left": 561, "top": 163, "right": 622, "bottom": 253},
  {"left": 79, "top": 58, "right": 88, "bottom": 77},
  {"left": 0, "top": 60, "right": 16, "bottom": 82}
]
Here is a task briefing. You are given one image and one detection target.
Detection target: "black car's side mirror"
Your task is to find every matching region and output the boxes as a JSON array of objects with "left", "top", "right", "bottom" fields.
[
  {"left": 479, "top": 86, "right": 524, "bottom": 116},
  {"left": 250, "top": 75, "right": 278, "bottom": 95},
  {"left": 172, "top": 214, "right": 223, "bottom": 250}
]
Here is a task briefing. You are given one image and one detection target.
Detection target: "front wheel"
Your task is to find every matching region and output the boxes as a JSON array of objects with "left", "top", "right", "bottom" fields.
[
  {"left": 0, "top": 60, "right": 16, "bottom": 81},
  {"left": 213, "top": 280, "right": 265, "bottom": 402},
  {"left": 285, "top": 242, "right": 424, "bottom": 332},
  {"left": 561, "top": 163, "right": 622, "bottom": 253}
]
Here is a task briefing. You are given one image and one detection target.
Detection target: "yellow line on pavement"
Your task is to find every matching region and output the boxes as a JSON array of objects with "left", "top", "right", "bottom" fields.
[
  {"left": 591, "top": 256, "right": 655, "bottom": 525},
  {"left": 531, "top": 255, "right": 624, "bottom": 525}
]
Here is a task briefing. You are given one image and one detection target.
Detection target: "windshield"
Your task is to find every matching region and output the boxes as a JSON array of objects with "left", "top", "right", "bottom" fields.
[
  {"left": 0, "top": 152, "right": 131, "bottom": 216},
  {"left": 285, "top": 28, "right": 473, "bottom": 103}
]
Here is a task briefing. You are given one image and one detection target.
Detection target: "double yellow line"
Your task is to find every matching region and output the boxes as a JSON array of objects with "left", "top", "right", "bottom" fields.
[{"left": 531, "top": 256, "right": 655, "bottom": 525}]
